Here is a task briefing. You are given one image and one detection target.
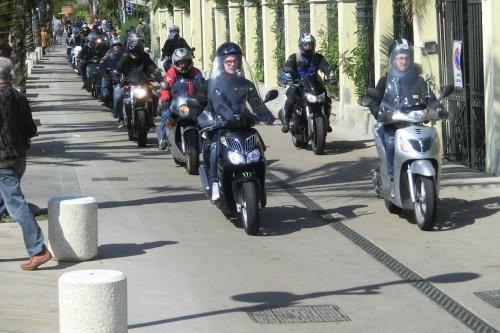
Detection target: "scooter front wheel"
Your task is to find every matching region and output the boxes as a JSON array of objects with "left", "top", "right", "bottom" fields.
[
  {"left": 413, "top": 175, "right": 437, "bottom": 231},
  {"left": 240, "top": 181, "right": 260, "bottom": 236},
  {"left": 186, "top": 130, "right": 200, "bottom": 175}
]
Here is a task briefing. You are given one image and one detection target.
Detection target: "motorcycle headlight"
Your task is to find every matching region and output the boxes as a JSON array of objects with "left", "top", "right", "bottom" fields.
[
  {"left": 305, "top": 92, "right": 325, "bottom": 103},
  {"left": 133, "top": 88, "right": 147, "bottom": 99},
  {"left": 178, "top": 104, "right": 190, "bottom": 116},
  {"left": 247, "top": 148, "right": 261, "bottom": 163},
  {"left": 407, "top": 109, "right": 428, "bottom": 121},
  {"left": 228, "top": 151, "right": 245, "bottom": 165}
]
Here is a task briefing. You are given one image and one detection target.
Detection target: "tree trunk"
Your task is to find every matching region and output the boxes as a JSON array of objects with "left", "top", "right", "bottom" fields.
[
  {"left": 9, "top": 0, "right": 27, "bottom": 94},
  {"left": 0, "top": 0, "right": 12, "bottom": 56}
]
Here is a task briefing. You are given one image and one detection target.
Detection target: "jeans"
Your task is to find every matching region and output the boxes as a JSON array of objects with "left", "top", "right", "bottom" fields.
[
  {"left": 113, "top": 84, "right": 124, "bottom": 120},
  {"left": 208, "top": 131, "right": 220, "bottom": 183},
  {"left": 383, "top": 125, "right": 396, "bottom": 182},
  {"left": 0, "top": 160, "right": 45, "bottom": 257},
  {"left": 157, "top": 108, "right": 171, "bottom": 142}
]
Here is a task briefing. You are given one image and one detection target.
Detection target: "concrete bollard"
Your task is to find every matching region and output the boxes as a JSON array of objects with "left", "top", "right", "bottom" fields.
[
  {"left": 48, "top": 196, "right": 98, "bottom": 261},
  {"left": 59, "top": 269, "right": 127, "bottom": 333}
]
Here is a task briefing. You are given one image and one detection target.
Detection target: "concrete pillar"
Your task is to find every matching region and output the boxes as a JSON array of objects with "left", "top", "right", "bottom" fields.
[
  {"left": 284, "top": 0, "right": 300, "bottom": 57},
  {"left": 483, "top": 0, "right": 500, "bottom": 175},
  {"left": 373, "top": 0, "right": 393, "bottom": 80},
  {"left": 189, "top": 0, "right": 203, "bottom": 68},
  {"left": 214, "top": 6, "right": 228, "bottom": 50},
  {"left": 337, "top": 0, "right": 358, "bottom": 106},
  {"left": 59, "top": 269, "right": 127, "bottom": 333},
  {"left": 201, "top": 0, "right": 215, "bottom": 72},
  {"left": 228, "top": 0, "right": 240, "bottom": 42},
  {"left": 261, "top": 0, "right": 278, "bottom": 87},
  {"left": 309, "top": 0, "right": 329, "bottom": 49},
  {"left": 48, "top": 196, "right": 98, "bottom": 261},
  {"left": 244, "top": 0, "right": 258, "bottom": 73}
]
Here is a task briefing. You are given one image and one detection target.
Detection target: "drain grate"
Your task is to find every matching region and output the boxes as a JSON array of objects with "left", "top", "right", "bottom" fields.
[
  {"left": 248, "top": 305, "right": 350, "bottom": 324},
  {"left": 91, "top": 177, "right": 129, "bottom": 182},
  {"left": 474, "top": 290, "right": 500, "bottom": 308}
]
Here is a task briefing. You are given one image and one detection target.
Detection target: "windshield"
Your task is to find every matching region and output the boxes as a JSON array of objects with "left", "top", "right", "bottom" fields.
[
  {"left": 205, "top": 54, "right": 261, "bottom": 128},
  {"left": 380, "top": 45, "right": 439, "bottom": 116}
]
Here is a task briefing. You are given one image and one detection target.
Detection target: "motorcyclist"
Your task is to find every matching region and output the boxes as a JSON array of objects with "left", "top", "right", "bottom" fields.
[
  {"left": 368, "top": 38, "right": 435, "bottom": 192},
  {"left": 99, "top": 36, "right": 125, "bottom": 108},
  {"left": 200, "top": 42, "right": 275, "bottom": 201},
  {"left": 157, "top": 47, "right": 205, "bottom": 150},
  {"left": 161, "top": 25, "right": 191, "bottom": 73},
  {"left": 79, "top": 31, "right": 108, "bottom": 91},
  {"left": 280, "top": 33, "right": 335, "bottom": 133},
  {"left": 113, "top": 34, "right": 162, "bottom": 128}
]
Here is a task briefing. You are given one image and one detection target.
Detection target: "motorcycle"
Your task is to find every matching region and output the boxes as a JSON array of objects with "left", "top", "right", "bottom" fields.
[
  {"left": 278, "top": 73, "right": 334, "bottom": 155},
  {"left": 198, "top": 54, "right": 278, "bottom": 235},
  {"left": 159, "top": 78, "right": 204, "bottom": 175},
  {"left": 85, "top": 56, "right": 102, "bottom": 99},
  {"left": 121, "top": 73, "right": 158, "bottom": 147},
  {"left": 366, "top": 45, "right": 454, "bottom": 230}
]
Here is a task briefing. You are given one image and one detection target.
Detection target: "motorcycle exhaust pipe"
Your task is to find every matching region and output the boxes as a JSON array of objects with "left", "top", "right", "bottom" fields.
[{"left": 199, "top": 164, "right": 210, "bottom": 192}]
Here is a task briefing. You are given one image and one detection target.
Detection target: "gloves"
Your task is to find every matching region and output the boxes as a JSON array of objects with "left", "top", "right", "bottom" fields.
[{"left": 255, "top": 107, "right": 275, "bottom": 125}]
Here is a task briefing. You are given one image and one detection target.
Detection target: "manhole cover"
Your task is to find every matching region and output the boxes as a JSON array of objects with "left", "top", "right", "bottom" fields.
[
  {"left": 248, "top": 305, "right": 350, "bottom": 324},
  {"left": 91, "top": 177, "right": 129, "bottom": 182},
  {"left": 474, "top": 290, "right": 500, "bottom": 308}
]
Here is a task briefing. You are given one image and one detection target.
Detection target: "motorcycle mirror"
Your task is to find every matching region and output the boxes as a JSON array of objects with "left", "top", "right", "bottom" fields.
[
  {"left": 365, "top": 87, "right": 382, "bottom": 100},
  {"left": 187, "top": 98, "right": 202, "bottom": 108},
  {"left": 159, "top": 81, "right": 168, "bottom": 90},
  {"left": 263, "top": 89, "right": 279, "bottom": 103},
  {"left": 440, "top": 84, "right": 454, "bottom": 99}
]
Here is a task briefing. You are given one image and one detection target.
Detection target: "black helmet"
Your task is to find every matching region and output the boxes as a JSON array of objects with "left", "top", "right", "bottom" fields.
[
  {"left": 216, "top": 42, "right": 242, "bottom": 57},
  {"left": 127, "top": 34, "right": 144, "bottom": 54},
  {"left": 388, "top": 38, "right": 413, "bottom": 62},
  {"left": 172, "top": 47, "right": 193, "bottom": 74},
  {"left": 298, "top": 33, "right": 316, "bottom": 56}
]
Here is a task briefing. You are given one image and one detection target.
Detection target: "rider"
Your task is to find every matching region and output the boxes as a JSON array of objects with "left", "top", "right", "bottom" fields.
[
  {"left": 113, "top": 34, "right": 162, "bottom": 128},
  {"left": 201, "top": 42, "right": 275, "bottom": 201},
  {"left": 280, "top": 33, "right": 335, "bottom": 133},
  {"left": 99, "top": 36, "right": 125, "bottom": 108},
  {"left": 368, "top": 38, "right": 432, "bottom": 190},
  {"left": 161, "top": 25, "right": 191, "bottom": 73},
  {"left": 157, "top": 47, "right": 205, "bottom": 150}
]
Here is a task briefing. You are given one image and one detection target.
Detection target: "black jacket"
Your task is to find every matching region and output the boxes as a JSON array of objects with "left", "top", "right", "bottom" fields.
[{"left": 0, "top": 84, "right": 37, "bottom": 160}]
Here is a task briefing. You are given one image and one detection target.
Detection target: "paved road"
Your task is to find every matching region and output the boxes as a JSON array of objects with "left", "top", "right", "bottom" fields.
[{"left": 1, "top": 45, "right": 500, "bottom": 333}]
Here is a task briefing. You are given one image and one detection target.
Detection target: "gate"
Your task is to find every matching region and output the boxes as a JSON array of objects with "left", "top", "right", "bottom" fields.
[{"left": 437, "top": 0, "right": 485, "bottom": 171}]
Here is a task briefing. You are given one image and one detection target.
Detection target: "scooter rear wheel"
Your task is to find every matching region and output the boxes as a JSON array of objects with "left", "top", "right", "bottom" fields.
[{"left": 413, "top": 175, "right": 437, "bottom": 231}]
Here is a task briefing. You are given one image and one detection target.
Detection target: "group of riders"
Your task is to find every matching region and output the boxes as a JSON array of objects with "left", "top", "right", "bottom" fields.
[{"left": 62, "top": 18, "right": 423, "bottom": 201}]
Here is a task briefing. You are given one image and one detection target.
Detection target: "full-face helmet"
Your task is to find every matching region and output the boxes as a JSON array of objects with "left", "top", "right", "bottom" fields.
[
  {"left": 172, "top": 48, "right": 193, "bottom": 74},
  {"left": 298, "top": 33, "right": 316, "bottom": 56},
  {"left": 127, "top": 34, "right": 144, "bottom": 55}
]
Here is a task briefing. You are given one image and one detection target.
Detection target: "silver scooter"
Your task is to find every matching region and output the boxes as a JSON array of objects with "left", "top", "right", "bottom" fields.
[{"left": 366, "top": 46, "right": 454, "bottom": 230}]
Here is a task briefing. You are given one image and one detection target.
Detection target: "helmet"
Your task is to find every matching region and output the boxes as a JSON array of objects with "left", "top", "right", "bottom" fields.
[
  {"left": 169, "top": 25, "right": 179, "bottom": 34},
  {"left": 127, "top": 34, "right": 144, "bottom": 54},
  {"left": 388, "top": 38, "right": 413, "bottom": 62},
  {"left": 215, "top": 42, "right": 243, "bottom": 70},
  {"left": 298, "top": 33, "right": 316, "bottom": 56},
  {"left": 87, "top": 31, "right": 98, "bottom": 43},
  {"left": 111, "top": 36, "right": 122, "bottom": 46},
  {"left": 172, "top": 48, "right": 193, "bottom": 74}
]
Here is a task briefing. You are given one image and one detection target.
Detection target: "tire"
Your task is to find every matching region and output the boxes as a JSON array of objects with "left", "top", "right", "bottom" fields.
[
  {"left": 240, "top": 182, "right": 260, "bottom": 236},
  {"left": 412, "top": 175, "right": 437, "bottom": 231},
  {"left": 311, "top": 117, "right": 326, "bottom": 155},
  {"left": 186, "top": 130, "right": 200, "bottom": 175},
  {"left": 136, "top": 110, "right": 148, "bottom": 147}
]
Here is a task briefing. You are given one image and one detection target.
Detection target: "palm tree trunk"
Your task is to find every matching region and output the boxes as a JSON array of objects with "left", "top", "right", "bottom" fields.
[{"left": 10, "top": 0, "right": 27, "bottom": 93}]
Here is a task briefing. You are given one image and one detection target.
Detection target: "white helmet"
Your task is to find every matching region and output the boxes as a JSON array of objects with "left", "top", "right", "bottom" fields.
[{"left": 172, "top": 48, "right": 193, "bottom": 74}]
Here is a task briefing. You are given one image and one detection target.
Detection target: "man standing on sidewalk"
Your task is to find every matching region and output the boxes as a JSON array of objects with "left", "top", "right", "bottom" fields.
[{"left": 0, "top": 57, "right": 52, "bottom": 270}]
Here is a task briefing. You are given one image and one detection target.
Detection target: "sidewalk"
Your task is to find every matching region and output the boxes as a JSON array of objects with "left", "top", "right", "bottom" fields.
[{"left": 1, "top": 44, "right": 500, "bottom": 333}]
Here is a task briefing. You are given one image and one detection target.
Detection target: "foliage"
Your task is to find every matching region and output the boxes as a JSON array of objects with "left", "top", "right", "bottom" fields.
[
  {"left": 267, "top": 0, "right": 284, "bottom": 80},
  {"left": 339, "top": 25, "right": 372, "bottom": 98},
  {"left": 235, "top": 2, "right": 245, "bottom": 54},
  {"left": 318, "top": 1, "right": 339, "bottom": 98},
  {"left": 150, "top": 0, "right": 190, "bottom": 13}
]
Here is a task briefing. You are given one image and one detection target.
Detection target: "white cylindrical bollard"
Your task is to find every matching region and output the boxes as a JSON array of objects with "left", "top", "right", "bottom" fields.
[
  {"left": 59, "top": 269, "right": 127, "bottom": 333},
  {"left": 48, "top": 196, "right": 98, "bottom": 261}
]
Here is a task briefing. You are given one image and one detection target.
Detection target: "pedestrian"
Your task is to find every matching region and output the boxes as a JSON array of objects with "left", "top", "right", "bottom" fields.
[
  {"left": 40, "top": 27, "right": 49, "bottom": 55},
  {"left": 0, "top": 57, "right": 52, "bottom": 270}
]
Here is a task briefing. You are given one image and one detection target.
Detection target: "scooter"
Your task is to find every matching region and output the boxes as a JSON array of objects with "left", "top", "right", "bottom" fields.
[
  {"left": 366, "top": 49, "right": 454, "bottom": 230},
  {"left": 159, "top": 78, "right": 204, "bottom": 175},
  {"left": 278, "top": 73, "right": 334, "bottom": 155}
]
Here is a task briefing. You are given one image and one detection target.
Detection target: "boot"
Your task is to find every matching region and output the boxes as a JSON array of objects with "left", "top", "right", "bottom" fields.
[{"left": 278, "top": 108, "right": 289, "bottom": 133}]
